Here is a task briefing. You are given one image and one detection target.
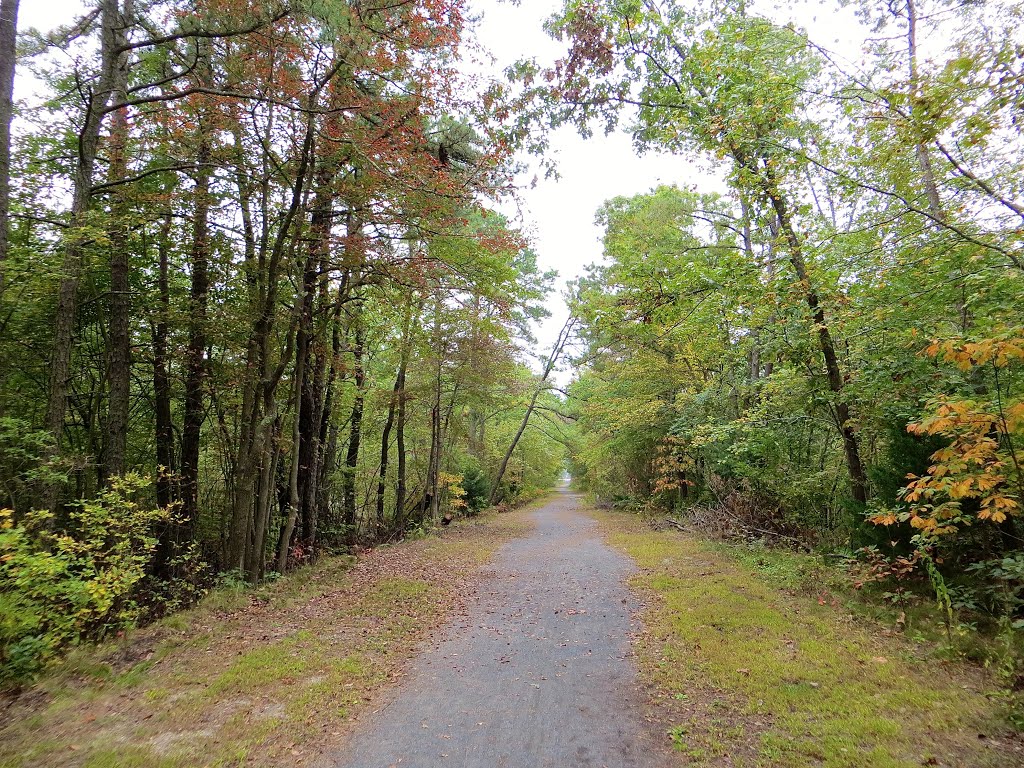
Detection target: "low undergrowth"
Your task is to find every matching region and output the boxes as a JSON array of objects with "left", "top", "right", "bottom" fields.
[
  {"left": 592, "top": 508, "right": 1024, "bottom": 767},
  {"left": 0, "top": 505, "right": 535, "bottom": 768}
]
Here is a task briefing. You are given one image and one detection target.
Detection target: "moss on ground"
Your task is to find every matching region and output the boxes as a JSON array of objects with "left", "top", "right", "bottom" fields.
[
  {"left": 591, "top": 508, "right": 1023, "bottom": 767},
  {"left": 0, "top": 505, "right": 537, "bottom": 768}
]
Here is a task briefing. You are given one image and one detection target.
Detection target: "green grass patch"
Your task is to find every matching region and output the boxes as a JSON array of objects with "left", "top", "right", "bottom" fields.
[
  {"left": 359, "top": 577, "right": 432, "bottom": 616},
  {"left": 82, "top": 747, "right": 184, "bottom": 768},
  {"left": 115, "top": 660, "right": 155, "bottom": 688},
  {"left": 206, "top": 632, "right": 312, "bottom": 696},
  {"left": 597, "top": 511, "right": 1014, "bottom": 768}
]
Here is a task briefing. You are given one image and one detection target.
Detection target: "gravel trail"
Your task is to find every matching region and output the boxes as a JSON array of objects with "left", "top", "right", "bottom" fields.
[{"left": 320, "top": 488, "right": 670, "bottom": 768}]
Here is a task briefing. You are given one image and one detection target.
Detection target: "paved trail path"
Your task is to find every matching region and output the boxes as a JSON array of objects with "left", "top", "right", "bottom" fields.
[{"left": 321, "top": 489, "right": 670, "bottom": 768}]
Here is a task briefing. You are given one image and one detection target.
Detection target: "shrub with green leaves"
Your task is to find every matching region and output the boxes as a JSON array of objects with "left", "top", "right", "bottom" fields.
[
  {"left": 0, "top": 474, "right": 168, "bottom": 684},
  {"left": 0, "top": 417, "right": 67, "bottom": 515}
]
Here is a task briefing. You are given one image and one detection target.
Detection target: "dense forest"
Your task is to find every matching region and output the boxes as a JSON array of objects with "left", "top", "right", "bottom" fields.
[
  {"left": 0, "top": 0, "right": 571, "bottom": 681},
  {"left": 2, "top": 0, "right": 1024, "bottom": 700}
]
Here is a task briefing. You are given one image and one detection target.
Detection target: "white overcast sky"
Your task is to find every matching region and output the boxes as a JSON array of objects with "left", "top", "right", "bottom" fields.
[
  {"left": 17, "top": 0, "right": 863, "bottom": 382},
  {"left": 471, "top": 1, "right": 719, "bottom": 375}
]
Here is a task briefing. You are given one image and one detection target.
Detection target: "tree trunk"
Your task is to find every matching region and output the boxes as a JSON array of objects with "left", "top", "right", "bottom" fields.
[
  {"left": 376, "top": 373, "right": 399, "bottom": 531},
  {"left": 904, "top": 0, "right": 943, "bottom": 220},
  {"left": 425, "top": 295, "right": 444, "bottom": 521},
  {"left": 101, "top": 30, "right": 133, "bottom": 480},
  {"left": 315, "top": 278, "right": 349, "bottom": 537},
  {"left": 180, "top": 130, "right": 212, "bottom": 534},
  {"left": 376, "top": 303, "right": 414, "bottom": 531},
  {"left": 760, "top": 162, "right": 868, "bottom": 505},
  {"left": 489, "top": 315, "right": 576, "bottom": 505},
  {"left": 152, "top": 212, "right": 176, "bottom": 509},
  {"left": 151, "top": 212, "right": 179, "bottom": 579},
  {"left": 297, "top": 170, "right": 334, "bottom": 550},
  {"left": 0, "top": 0, "right": 18, "bottom": 296},
  {"left": 394, "top": 346, "right": 410, "bottom": 526},
  {"left": 278, "top": 170, "right": 333, "bottom": 570},
  {"left": 251, "top": 421, "right": 280, "bottom": 580},
  {"left": 226, "top": 90, "right": 318, "bottom": 574},
  {"left": 342, "top": 312, "right": 365, "bottom": 537},
  {"left": 43, "top": 0, "right": 125, "bottom": 510},
  {"left": 276, "top": 329, "right": 308, "bottom": 574}
]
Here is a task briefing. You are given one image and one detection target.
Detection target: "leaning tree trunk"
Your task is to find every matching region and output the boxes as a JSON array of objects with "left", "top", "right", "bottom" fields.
[
  {"left": 760, "top": 161, "right": 868, "bottom": 505},
  {"left": 489, "top": 315, "right": 576, "bottom": 506}
]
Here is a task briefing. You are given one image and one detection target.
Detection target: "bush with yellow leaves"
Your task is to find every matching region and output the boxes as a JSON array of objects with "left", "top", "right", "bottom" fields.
[
  {"left": 871, "top": 332, "right": 1024, "bottom": 539},
  {"left": 0, "top": 474, "right": 168, "bottom": 685}
]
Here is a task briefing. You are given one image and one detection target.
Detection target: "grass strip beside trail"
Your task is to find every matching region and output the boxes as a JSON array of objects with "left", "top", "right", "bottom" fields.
[
  {"left": 591, "top": 508, "right": 1023, "bottom": 768},
  {"left": 0, "top": 506, "right": 536, "bottom": 768}
]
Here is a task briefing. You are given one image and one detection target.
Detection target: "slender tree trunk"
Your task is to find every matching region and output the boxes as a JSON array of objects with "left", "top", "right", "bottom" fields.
[
  {"left": 276, "top": 334, "right": 307, "bottom": 574},
  {"left": 297, "top": 170, "right": 334, "bottom": 549},
  {"left": 394, "top": 349, "right": 410, "bottom": 526},
  {"left": 376, "top": 373, "right": 399, "bottom": 530},
  {"left": 298, "top": 301, "right": 326, "bottom": 549},
  {"left": 760, "top": 162, "right": 868, "bottom": 505},
  {"left": 904, "top": 0, "right": 970, "bottom": 336},
  {"left": 278, "top": 168, "right": 332, "bottom": 569},
  {"left": 152, "top": 212, "right": 176, "bottom": 509},
  {"left": 292, "top": 262, "right": 315, "bottom": 547},
  {"left": 0, "top": 0, "right": 18, "bottom": 296},
  {"left": 905, "top": 0, "right": 943, "bottom": 220},
  {"left": 226, "top": 90, "right": 319, "bottom": 573},
  {"left": 738, "top": 194, "right": 766, "bottom": 384},
  {"left": 101, "top": 25, "right": 133, "bottom": 480},
  {"left": 43, "top": 0, "right": 124, "bottom": 510},
  {"left": 180, "top": 131, "right": 212, "bottom": 534},
  {"left": 251, "top": 421, "right": 280, "bottom": 580},
  {"left": 151, "top": 211, "right": 179, "bottom": 579},
  {"left": 315, "top": 278, "right": 348, "bottom": 535},
  {"left": 376, "top": 303, "right": 413, "bottom": 530},
  {"left": 342, "top": 313, "right": 365, "bottom": 536},
  {"left": 225, "top": 130, "right": 260, "bottom": 573},
  {"left": 425, "top": 295, "right": 444, "bottom": 521},
  {"left": 489, "top": 315, "right": 576, "bottom": 505}
]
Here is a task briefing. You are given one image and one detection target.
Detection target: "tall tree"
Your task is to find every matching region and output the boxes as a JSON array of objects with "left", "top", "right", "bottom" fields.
[
  {"left": 179, "top": 42, "right": 213, "bottom": 534},
  {"left": 42, "top": 0, "right": 127, "bottom": 508},
  {"left": 0, "top": 0, "right": 17, "bottom": 294},
  {"left": 100, "top": 0, "right": 134, "bottom": 480}
]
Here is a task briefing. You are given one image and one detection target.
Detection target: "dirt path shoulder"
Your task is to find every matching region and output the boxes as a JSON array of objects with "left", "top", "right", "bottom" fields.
[{"left": 590, "top": 506, "right": 1024, "bottom": 768}]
